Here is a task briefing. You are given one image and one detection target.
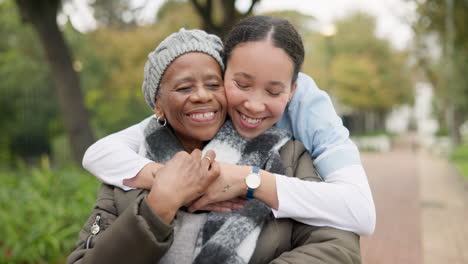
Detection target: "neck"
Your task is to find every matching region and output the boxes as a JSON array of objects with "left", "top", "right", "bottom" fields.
[{"left": 175, "top": 133, "right": 204, "bottom": 153}]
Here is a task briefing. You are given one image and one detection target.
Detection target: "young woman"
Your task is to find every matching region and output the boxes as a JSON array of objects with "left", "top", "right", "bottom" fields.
[
  {"left": 83, "top": 16, "right": 375, "bottom": 236},
  {"left": 68, "top": 27, "right": 360, "bottom": 264}
]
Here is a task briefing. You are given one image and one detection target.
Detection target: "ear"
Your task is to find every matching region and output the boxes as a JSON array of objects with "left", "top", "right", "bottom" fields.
[
  {"left": 289, "top": 80, "right": 298, "bottom": 101},
  {"left": 154, "top": 100, "right": 165, "bottom": 120}
]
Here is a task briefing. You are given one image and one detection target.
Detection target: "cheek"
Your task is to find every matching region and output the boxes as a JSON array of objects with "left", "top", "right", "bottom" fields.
[
  {"left": 225, "top": 83, "right": 244, "bottom": 108},
  {"left": 268, "top": 96, "right": 290, "bottom": 118},
  {"left": 159, "top": 96, "right": 182, "bottom": 121},
  {"left": 213, "top": 90, "right": 227, "bottom": 109}
]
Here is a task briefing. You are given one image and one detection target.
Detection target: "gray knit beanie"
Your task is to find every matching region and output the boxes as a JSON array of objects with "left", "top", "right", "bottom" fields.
[{"left": 142, "top": 28, "right": 224, "bottom": 110}]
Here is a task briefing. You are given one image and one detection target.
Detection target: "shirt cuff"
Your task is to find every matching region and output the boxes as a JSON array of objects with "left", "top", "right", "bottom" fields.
[{"left": 115, "top": 159, "right": 154, "bottom": 191}]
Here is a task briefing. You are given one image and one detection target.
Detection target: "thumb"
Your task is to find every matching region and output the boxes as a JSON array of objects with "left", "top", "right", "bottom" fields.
[{"left": 123, "top": 178, "right": 139, "bottom": 188}]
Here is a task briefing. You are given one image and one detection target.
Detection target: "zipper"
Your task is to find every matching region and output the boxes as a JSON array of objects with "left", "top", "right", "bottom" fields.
[{"left": 85, "top": 214, "right": 101, "bottom": 249}]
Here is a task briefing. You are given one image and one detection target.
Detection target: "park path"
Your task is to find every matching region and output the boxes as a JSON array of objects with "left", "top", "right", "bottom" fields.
[{"left": 359, "top": 135, "right": 468, "bottom": 264}]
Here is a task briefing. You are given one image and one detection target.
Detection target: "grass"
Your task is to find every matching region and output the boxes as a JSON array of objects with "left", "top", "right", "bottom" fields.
[
  {"left": 0, "top": 159, "right": 100, "bottom": 264},
  {"left": 450, "top": 144, "right": 468, "bottom": 181}
]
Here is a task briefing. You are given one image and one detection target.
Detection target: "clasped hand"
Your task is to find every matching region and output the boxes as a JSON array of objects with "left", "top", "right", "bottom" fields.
[{"left": 146, "top": 150, "right": 247, "bottom": 216}]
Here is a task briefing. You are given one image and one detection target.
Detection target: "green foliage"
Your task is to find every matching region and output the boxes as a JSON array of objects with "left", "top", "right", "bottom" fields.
[
  {"left": 261, "top": 10, "right": 315, "bottom": 35},
  {"left": 0, "top": 164, "right": 100, "bottom": 263},
  {"left": 156, "top": 0, "right": 201, "bottom": 35},
  {"left": 91, "top": 0, "right": 137, "bottom": 29},
  {"left": 84, "top": 26, "right": 161, "bottom": 135},
  {"left": 0, "top": 0, "right": 60, "bottom": 163},
  {"left": 1, "top": 0, "right": 204, "bottom": 165},
  {"left": 450, "top": 144, "right": 468, "bottom": 180},
  {"left": 413, "top": 0, "right": 468, "bottom": 144},
  {"left": 303, "top": 12, "right": 413, "bottom": 115}
]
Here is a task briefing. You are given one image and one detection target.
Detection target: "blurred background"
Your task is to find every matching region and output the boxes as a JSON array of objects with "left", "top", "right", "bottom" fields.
[{"left": 0, "top": 0, "right": 467, "bottom": 263}]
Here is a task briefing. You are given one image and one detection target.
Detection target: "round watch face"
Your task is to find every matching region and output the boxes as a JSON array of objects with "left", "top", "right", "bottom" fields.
[{"left": 246, "top": 173, "right": 261, "bottom": 189}]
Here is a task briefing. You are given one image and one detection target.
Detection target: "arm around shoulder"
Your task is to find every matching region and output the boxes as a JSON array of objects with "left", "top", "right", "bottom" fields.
[
  {"left": 277, "top": 140, "right": 376, "bottom": 236},
  {"left": 82, "top": 116, "right": 154, "bottom": 190}
]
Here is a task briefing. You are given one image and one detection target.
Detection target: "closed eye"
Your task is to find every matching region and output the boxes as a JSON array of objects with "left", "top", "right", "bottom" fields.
[
  {"left": 267, "top": 90, "right": 281, "bottom": 96},
  {"left": 235, "top": 81, "right": 249, "bottom": 89},
  {"left": 176, "top": 87, "right": 192, "bottom": 92},
  {"left": 206, "top": 83, "right": 221, "bottom": 90}
]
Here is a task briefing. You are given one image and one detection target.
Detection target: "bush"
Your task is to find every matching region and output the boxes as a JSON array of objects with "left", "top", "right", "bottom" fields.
[
  {"left": 0, "top": 161, "right": 100, "bottom": 264},
  {"left": 450, "top": 144, "right": 468, "bottom": 180}
]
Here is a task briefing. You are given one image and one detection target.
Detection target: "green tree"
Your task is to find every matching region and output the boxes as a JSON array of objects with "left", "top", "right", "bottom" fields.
[
  {"left": 0, "top": 0, "right": 64, "bottom": 165},
  {"left": 303, "top": 12, "right": 413, "bottom": 132},
  {"left": 91, "top": 0, "right": 138, "bottom": 29},
  {"left": 411, "top": 0, "right": 468, "bottom": 145},
  {"left": 15, "top": 0, "right": 95, "bottom": 163},
  {"left": 190, "top": 0, "right": 261, "bottom": 37},
  {"left": 261, "top": 10, "right": 315, "bottom": 35}
]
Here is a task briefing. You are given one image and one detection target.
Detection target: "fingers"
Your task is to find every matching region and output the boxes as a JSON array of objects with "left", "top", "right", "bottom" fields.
[
  {"left": 216, "top": 200, "right": 245, "bottom": 211},
  {"left": 190, "top": 149, "right": 202, "bottom": 160},
  {"left": 190, "top": 200, "right": 246, "bottom": 213},
  {"left": 123, "top": 178, "right": 138, "bottom": 188},
  {"left": 201, "top": 150, "right": 216, "bottom": 170},
  {"left": 229, "top": 197, "right": 248, "bottom": 207},
  {"left": 188, "top": 194, "right": 210, "bottom": 213},
  {"left": 207, "top": 161, "right": 220, "bottom": 183},
  {"left": 198, "top": 203, "right": 232, "bottom": 213}
]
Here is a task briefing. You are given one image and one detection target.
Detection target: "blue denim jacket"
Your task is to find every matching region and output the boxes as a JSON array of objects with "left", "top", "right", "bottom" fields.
[{"left": 276, "top": 73, "right": 362, "bottom": 179}]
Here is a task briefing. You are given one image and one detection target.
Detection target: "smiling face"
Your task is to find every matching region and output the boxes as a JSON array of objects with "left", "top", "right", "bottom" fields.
[
  {"left": 224, "top": 40, "right": 297, "bottom": 138},
  {"left": 155, "top": 52, "right": 226, "bottom": 151}
]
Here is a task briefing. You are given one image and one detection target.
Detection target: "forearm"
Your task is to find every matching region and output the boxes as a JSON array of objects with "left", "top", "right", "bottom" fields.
[
  {"left": 252, "top": 170, "right": 279, "bottom": 209},
  {"left": 124, "top": 162, "right": 164, "bottom": 190},
  {"left": 83, "top": 139, "right": 153, "bottom": 190},
  {"left": 147, "top": 189, "right": 181, "bottom": 224},
  {"left": 274, "top": 165, "right": 375, "bottom": 236},
  {"left": 226, "top": 164, "right": 375, "bottom": 235}
]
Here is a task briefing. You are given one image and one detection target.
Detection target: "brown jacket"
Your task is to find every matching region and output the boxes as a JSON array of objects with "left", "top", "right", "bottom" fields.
[{"left": 67, "top": 140, "right": 361, "bottom": 264}]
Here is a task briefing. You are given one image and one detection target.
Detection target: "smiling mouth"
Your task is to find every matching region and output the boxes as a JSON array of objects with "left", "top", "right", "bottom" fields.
[
  {"left": 187, "top": 111, "right": 218, "bottom": 123},
  {"left": 238, "top": 111, "right": 264, "bottom": 128}
]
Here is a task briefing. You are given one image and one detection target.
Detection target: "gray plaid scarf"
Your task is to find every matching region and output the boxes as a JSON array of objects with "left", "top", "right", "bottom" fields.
[{"left": 143, "top": 119, "right": 290, "bottom": 263}]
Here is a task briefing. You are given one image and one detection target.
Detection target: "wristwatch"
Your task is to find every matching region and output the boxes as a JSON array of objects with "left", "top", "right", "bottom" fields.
[{"left": 245, "top": 166, "right": 261, "bottom": 200}]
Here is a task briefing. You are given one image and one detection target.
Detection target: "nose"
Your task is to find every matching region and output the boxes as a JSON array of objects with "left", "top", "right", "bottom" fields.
[
  {"left": 189, "top": 86, "right": 212, "bottom": 103},
  {"left": 243, "top": 95, "right": 266, "bottom": 114}
]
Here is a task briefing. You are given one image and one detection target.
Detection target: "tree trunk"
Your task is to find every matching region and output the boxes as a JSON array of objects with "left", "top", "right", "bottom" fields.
[
  {"left": 16, "top": 0, "right": 94, "bottom": 163},
  {"left": 190, "top": 0, "right": 260, "bottom": 38},
  {"left": 219, "top": 0, "right": 237, "bottom": 37},
  {"left": 452, "top": 108, "right": 463, "bottom": 146},
  {"left": 377, "top": 111, "right": 387, "bottom": 132},
  {"left": 445, "top": 105, "right": 462, "bottom": 148}
]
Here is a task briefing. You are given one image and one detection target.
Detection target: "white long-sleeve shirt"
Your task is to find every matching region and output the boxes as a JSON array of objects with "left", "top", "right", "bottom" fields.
[{"left": 83, "top": 73, "right": 376, "bottom": 235}]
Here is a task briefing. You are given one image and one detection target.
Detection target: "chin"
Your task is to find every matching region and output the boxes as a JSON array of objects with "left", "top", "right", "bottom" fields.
[
  {"left": 197, "top": 130, "right": 218, "bottom": 141},
  {"left": 236, "top": 127, "right": 264, "bottom": 139}
]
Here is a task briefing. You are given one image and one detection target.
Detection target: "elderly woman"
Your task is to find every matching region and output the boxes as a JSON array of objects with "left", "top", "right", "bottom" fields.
[{"left": 67, "top": 27, "right": 360, "bottom": 263}]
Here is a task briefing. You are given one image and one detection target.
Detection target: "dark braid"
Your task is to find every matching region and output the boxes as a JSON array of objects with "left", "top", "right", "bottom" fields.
[{"left": 223, "top": 16, "right": 305, "bottom": 84}]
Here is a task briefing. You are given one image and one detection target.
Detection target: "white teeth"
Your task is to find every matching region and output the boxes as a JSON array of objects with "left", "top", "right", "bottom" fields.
[
  {"left": 190, "top": 112, "right": 214, "bottom": 119},
  {"left": 241, "top": 114, "right": 261, "bottom": 124}
]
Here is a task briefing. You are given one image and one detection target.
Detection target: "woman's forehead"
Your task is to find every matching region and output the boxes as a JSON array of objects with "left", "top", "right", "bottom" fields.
[{"left": 226, "top": 41, "right": 294, "bottom": 84}]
